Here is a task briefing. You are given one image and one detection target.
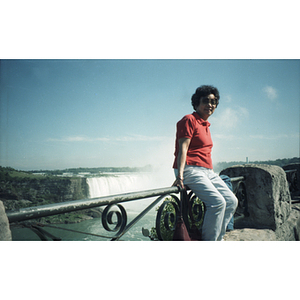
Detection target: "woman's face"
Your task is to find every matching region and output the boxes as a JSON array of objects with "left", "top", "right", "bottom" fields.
[{"left": 196, "top": 93, "right": 217, "bottom": 120}]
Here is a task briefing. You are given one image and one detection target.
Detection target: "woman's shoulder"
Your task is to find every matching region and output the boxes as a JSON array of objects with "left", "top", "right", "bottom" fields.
[
  {"left": 177, "top": 113, "right": 197, "bottom": 128},
  {"left": 180, "top": 113, "right": 196, "bottom": 121},
  {"left": 178, "top": 113, "right": 197, "bottom": 123}
]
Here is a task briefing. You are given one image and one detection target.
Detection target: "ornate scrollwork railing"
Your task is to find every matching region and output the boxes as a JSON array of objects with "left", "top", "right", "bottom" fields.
[
  {"left": 152, "top": 176, "right": 247, "bottom": 241},
  {"left": 153, "top": 191, "right": 206, "bottom": 241},
  {"left": 6, "top": 187, "right": 180, "bottom": 241},
  {"left": 101, "top": 204, "right": 128, "bottom": 236},
  {"left": 6, "top": 176, "right": 247, "bottom": 241}
]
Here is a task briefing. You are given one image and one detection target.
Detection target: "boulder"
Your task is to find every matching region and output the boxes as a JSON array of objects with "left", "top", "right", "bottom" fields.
[
  {"left": 0, "top": 200, "right": 12, "bottom": 241},
  {"left": 220, "top": 164, "right": 291, "bottom": 231}
]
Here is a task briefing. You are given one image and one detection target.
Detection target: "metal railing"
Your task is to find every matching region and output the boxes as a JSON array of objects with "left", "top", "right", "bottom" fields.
[
  {"left": 285, "top": 169, "right": 298, "bottom": 195},
  {"left": 6, "top": 177, "right": 247, "bottom": 241},
  {"left": 7, "top": 186, "right": 180, "bottom": 241},
  {"left": 6, "top": 186, "right": 180, "bottom": 223}
]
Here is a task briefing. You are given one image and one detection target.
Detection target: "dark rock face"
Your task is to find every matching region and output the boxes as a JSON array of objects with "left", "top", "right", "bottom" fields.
[
  {"left": 0, "top": 201, "right": 11, "bottom": 241},
  {"left": 0, "top": 177, "right": 89, "bottom": 211}
]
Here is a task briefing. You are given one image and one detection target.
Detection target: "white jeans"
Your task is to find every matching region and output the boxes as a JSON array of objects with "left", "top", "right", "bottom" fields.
[{"left": 175, "top": 165, "right": 238, "bottom": 241}]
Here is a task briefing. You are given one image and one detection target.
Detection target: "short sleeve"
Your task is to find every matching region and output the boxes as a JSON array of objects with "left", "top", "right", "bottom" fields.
[{"left": 176, "top": 115, "right": 195, "bottom": 139}]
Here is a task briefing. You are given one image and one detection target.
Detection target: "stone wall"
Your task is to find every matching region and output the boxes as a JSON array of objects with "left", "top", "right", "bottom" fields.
[{"left": 220, "top": 164, "right": 291, "bottom": 231}]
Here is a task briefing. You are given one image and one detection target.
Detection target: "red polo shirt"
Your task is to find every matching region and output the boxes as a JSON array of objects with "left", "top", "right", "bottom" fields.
[{"left": 173, "top": 112, "right": 213, "bottom": 169}]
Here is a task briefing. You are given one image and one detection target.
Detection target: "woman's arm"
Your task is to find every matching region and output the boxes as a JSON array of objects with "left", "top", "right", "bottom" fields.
[{"left": 172, "top": 137, "right": 191, "bottom": 188}]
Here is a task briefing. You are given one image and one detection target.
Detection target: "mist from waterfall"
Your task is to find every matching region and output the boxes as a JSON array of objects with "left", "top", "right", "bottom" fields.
[
  {"left": 86, "top": 170, "right": 174, "bottom": 213},
  {"left": 88, "top": 173, "right": 156, "bottom": 198}
]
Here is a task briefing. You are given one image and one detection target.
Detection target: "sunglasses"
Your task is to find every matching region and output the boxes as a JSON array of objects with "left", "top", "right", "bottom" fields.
[{"left": 201, "top": 97, "right": 218, "bottom": 106}]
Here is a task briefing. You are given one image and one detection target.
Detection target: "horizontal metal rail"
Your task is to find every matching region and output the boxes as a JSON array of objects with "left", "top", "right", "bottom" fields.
[
  {"left": 284, "top": 169, "right": 297, "bottom": 174},
  {"left": 6, "top": 176, "right": 246, "bottom": 241},
  {"left": 6, "top": 186, "right": 180, "bottom": 223},
  {"left": 6, "top": 177, "right": 246, "bottom": 224},
  {"left": 230, "top": 176, "right": 245, "bottom": 182}
]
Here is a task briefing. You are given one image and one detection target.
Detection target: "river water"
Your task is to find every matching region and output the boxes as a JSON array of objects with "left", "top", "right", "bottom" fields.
[
  {"left": 11, "top": 171, "right": 173, "bottom": 241},
  {"left": 10, "top": 210, "right": 157, "bottom": 241}
]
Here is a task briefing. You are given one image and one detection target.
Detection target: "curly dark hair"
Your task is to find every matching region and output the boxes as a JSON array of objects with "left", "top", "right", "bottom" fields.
[{"left": 191, "top": 85, "right": 220, "bottom": 110}]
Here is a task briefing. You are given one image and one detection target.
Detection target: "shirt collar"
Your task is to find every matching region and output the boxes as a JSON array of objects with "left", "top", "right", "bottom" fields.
[{"left": 193, "top": 112, "right": 211, "bottom": 127}]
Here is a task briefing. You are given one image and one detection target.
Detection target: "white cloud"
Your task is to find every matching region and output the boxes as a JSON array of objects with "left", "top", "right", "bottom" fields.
[
  {"left": 263, "top": 85, "right": 278, "bottom": 101},
  {"left": 211, "top": 106, "right": 249, "bottom": 130},
  {"left": 250, "top": 133, "right": 299, "bottom": 140},
  {"left": 223, "top": 95, "right": 233, "bottom": 103}
]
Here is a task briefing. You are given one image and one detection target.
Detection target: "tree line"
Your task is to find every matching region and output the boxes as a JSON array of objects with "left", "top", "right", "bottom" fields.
[
  {"left": 29, "top": 165, "right": 154, "bottom": 176},
  {"left": 1, "top": 157, "right": 299, "bottom": 178},
  {"left": 213, "top": 157, "right": 300, "bottom": 173}
]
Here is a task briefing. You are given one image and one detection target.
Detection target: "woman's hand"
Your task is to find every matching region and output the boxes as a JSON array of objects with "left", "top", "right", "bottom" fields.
[{"left": 172, "top": 177, "right": 185, "bottom": 189}]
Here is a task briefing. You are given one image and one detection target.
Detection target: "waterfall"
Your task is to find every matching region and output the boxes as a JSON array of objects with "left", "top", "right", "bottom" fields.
[
  {"left": 87, "top": 173, "right": 160, "bottom": 198},
  {"left": 86, "top": 171, "right": 174, "bottom": 213}
]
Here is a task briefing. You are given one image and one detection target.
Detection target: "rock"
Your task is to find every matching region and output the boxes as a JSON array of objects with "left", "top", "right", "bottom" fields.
[
  {"left": 220, "top": 164, "right": 291, "bottom": 230},
  {"left": 0, "top": 200, "right": 12, "bottom": 241},
  {"left": 275, "top": 204, "right": 300, "bottom": 240},
  {"left": 224, "top": 228, "right": 277, "bottom": 241}
]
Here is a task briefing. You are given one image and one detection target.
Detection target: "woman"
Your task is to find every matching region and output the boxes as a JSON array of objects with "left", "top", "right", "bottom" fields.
[{"left": 172, "top": 85, "right": 237, "bottom": 241}]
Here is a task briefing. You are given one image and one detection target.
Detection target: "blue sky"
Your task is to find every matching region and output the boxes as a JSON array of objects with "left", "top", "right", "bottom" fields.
[
  {"left": 1, "top": 2, "right": 299, "bottom": 172},
  {"left": 1, "top": 59, "right": 299, "bottom": 171}
]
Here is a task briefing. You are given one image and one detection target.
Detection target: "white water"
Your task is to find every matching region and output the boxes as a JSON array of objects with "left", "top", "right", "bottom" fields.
[
  {"left": 86, "top": 171, "right": 174, "bottom": 213},
  {"left": 88, "top": 173, "right": 156, "bottom": 198}
]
